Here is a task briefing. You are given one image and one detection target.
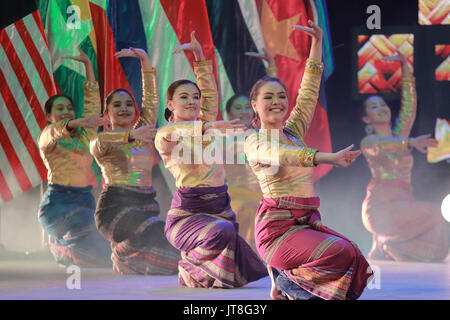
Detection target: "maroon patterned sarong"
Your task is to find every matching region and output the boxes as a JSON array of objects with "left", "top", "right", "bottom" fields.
[
  {"left": 165, "top": 185, "right": 267, "bottom": 288},
  {"left": 255, "top": 196, "right": 373, "bottom": 300}
]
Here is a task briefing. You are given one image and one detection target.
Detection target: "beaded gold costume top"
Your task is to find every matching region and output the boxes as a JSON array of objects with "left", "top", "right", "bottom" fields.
[
  {"left": 90, "top": 69, "right": 158, "bottom": 187},
  {"left": 361, "top": 77, "right": 417, "bottom": 183},
  {"left": 38, "top": 81, "right": 100, "bottom": 187},
  {"left": 245, "top": 59, "right": 323, "bottom": 199},
  {"left": 155, "top": 60, "right": 224, "bottom": 188}
]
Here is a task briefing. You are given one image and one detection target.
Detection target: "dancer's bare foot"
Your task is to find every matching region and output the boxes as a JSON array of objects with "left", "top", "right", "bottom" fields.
[
  {"left": 285, "top": 292, "right": 294, "bottom": 300},
  {"left": 270, "top": 285, "right": 287, "bottom": 300},
  {"left": 267, "top": 265, "right": 287, "bottom": 300}
]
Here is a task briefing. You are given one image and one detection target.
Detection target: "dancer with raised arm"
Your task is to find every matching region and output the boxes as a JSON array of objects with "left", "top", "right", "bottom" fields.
[
  {"left": 38, "top": 48, "right": 112, "bottom": 267},
  {"left": 245, "top": 21, "right": 372, "bottom": 300},
  {"left": 360, "top": 50, "right": 449, "bottom": 262},
  {"left": 90, "top": 48, "right": 180, "bottom": 275},
  {"left": 155, "top": 31, "right": 267, "bottom": 288}
]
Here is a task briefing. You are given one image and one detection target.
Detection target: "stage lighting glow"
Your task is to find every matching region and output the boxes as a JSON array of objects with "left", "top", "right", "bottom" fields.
[{"left": 442, "top": 194, "right": 450, "bottom": 222}]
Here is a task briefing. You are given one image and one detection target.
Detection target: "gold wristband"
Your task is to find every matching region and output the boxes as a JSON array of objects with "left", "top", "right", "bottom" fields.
[
  {"left": 300, "top": 147, "right": 318, "bottom": 167},
  {"left": 305, "top": 58, "right": 324, "bottom": 76}
]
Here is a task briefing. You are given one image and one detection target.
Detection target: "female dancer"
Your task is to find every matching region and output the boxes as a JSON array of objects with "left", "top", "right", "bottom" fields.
[
  {"left": 38, "top": 49, "right": 112, "bottom": 267},
  {"left": 245, "top": 21, "right": 372, "bottom": 300},
  {"left": 224, "top": 50, "right": 276, "bottom": 251},
  {"left": 90, "top": 48, "right": 180, "bottom": 275},
  {"left": 360, "top": 50, "right": 449, "bottom": 262},
  {"left": 155, "top": 31, "right": 267, "bottom": 288}
]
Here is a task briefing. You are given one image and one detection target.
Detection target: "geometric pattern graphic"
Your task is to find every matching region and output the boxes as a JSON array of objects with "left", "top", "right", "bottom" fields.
[
  {"left": 419, "top": 0, "right": 450, "bottom": 25},
  {"left": 435, "top": 44, "right": 450, "bottom": 81},
  {"left": 357, "top": 34, "right": 414, "bottom": 94}
]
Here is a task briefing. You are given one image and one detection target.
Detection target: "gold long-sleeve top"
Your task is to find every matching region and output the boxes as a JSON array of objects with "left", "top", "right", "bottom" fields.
[
  {"left": 90, "top": 69, "right": 159, "bottom": 187},
  {"left": 244, "top": 59, "right": 323, "bottom": 199},
  {"left": 361, "top": 77, "right": 417, "bottom": 183},
  {"left": 38, "top": 81, "right": 100, "bottom": 187},
  {"left": 155, "top": 60, "right": 224, "bottom": 188}
]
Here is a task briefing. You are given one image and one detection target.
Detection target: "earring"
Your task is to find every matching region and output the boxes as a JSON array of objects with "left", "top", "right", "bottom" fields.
[
  {"left": 365, "top": 124, "right": 374, "bottom": 135},
  {"left": 252, "top": 113, "right": 260, "bottom": 129}
]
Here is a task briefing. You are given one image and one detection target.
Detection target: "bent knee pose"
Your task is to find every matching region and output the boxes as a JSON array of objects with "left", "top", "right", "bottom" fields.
[
  {"left": 245, "top": 21, "right": 373, "bottom": 300},
  {"left": 360, "top": 50, "right": 449, "bottom": 262},
  {"left": 155, "top": 31, "right": 267, "bottom": 288},
  {"left": 90, "top": 48, "right": 180, "bottom": 275},
  {"left": 38, "top": 49, "right": 112, "bottom": 267}
]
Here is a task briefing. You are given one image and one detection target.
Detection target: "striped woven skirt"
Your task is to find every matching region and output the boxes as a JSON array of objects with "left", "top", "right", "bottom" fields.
[
  {"left": 165, "top": 185, "right": 267, "bottom": 288},
  {"left": 38, "top": 184, "right": 112, "bottom": 267},
  {"left": 95, "top": 185, "right": 180, "bottom": 275},
  {"left": 256, "top": 196, "right": 373, "bottom": 300}
]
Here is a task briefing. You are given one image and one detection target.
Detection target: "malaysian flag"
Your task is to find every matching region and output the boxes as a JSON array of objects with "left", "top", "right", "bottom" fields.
[{"left": 0, "top": 1, "right": 57, "bottom": 204}]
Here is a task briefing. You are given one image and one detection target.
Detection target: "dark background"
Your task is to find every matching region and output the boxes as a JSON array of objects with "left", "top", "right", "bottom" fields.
[{"left": 316, "top": 0, "right": 450, "bottom": 253}]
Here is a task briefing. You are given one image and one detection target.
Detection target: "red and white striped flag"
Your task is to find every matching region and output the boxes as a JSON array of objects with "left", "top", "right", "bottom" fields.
[{"left": 0, "top": 8, "right": 58, "bottom": 204}]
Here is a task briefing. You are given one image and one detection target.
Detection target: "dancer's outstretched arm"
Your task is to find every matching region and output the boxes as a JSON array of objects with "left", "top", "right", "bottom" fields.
[
  {"left": 245, "top": 48, "right": 278, "bottom": 77},
  {"left": 245, "top": 130, "right": 360, "bottom": 168}
]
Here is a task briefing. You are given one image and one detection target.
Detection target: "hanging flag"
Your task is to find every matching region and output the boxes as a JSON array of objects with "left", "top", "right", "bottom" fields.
[
  {"left": 255, "top": 0, "right": 333, "bottom": 181},
  {"left": 0, "top": 0, "right": 56, "bottom": 204},
  {"left": 206, "top": 0, "right": 267, "bottom": 118}
]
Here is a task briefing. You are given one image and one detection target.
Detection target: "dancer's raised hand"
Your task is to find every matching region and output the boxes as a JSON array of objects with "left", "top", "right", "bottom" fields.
[
  {"left": 292, "top": 20, "right": 323, "bottom": 43},
  {"left": 172, "top": 31, "right": 205, "bottom": 61},
  {"left": 382, "top": 49, "right": 411, "bottom": 77},
  {"left": 115, "top": 47, "right": 152, "bottom": 70},
  {"left": 382, "top": 49, "right": 407, "bottom": 63},
  {"left": 292, "top": 20, "right": 323, "bottom": 61},
  {"left": 245, "top": 48, "right": 275, "bottom": 68},
  {"left": 62, "top": 46, "right": 95, "bottom": 81}
]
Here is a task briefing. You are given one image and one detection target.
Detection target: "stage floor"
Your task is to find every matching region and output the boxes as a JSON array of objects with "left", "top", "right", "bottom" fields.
[{"left": 1, "top": 257, "right": 449, "bottom": 300}]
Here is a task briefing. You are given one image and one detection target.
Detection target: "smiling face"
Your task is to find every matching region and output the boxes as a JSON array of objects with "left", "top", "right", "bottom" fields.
[
  {"left": 227, "top": 96, "right": 253, "bottom": 127},
  {"left": 251, "top": 81, "right": 288, "bottom": 128},
  {"left": 168, "top": 83, "right": 201, "bottom": 122},
  {"left": 363, "top": 96, "right": 391, "bottom": 125},
  {"left": 46, "top": 96, "right": 76, "bottom": 123},
  {"left": 105, "top": 90, "right": 136, "bottom": 129}
]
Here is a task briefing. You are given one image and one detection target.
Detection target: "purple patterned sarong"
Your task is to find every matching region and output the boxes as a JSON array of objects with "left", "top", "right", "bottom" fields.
[{"left": 165, "top": 185, "right": 267, "bottom": 288}]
